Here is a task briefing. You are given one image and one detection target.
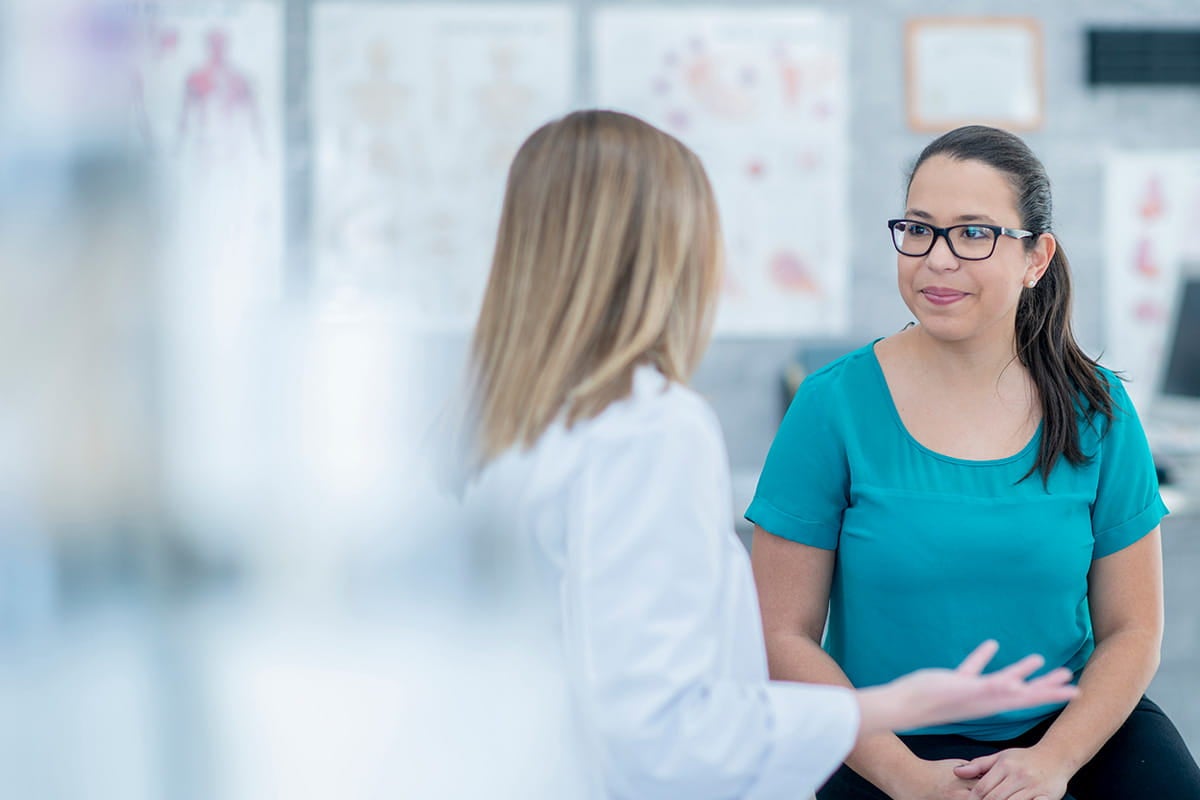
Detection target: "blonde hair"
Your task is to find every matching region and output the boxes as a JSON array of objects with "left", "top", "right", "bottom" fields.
[{"left": 467, "top": 109, "right": 723, "bottom": 467}]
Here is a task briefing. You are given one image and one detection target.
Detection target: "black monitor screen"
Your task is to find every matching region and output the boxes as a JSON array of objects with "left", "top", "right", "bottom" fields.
[{"left": 1163, "top": 277, "right": 1200, "bottom": 399}]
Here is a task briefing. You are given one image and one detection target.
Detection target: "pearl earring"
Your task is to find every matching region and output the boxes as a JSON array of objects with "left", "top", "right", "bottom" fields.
[{"left": 1027, "top": 280, "right": 1037, "bottom": 288}]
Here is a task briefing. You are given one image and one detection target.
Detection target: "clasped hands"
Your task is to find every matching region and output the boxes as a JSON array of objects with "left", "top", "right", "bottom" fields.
[
  {"left": 901, "top": 747, "right": 1073, "bottom": 800},
  {"left": 952, "top": 746, "right": 1071, "bottom": 800}
]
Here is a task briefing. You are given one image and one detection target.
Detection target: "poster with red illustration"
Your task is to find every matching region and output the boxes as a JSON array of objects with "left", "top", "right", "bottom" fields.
[
  {"left": 134, "top": 1, "right": 283, "bottom": 309},
  {"left": 1104, "top": 153, "right": 1200, "bottom": 409},
  {"left": 594, "top": 9, "right": 849, "bottom": 336}
]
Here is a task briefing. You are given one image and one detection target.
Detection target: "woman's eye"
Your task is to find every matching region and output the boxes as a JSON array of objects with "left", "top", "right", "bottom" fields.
[
  {"left": 959, "top": 226, "right": 991, "bottom": 240},
  {"left": 905, "top": 223, "right": 931, "bottom": 237}
]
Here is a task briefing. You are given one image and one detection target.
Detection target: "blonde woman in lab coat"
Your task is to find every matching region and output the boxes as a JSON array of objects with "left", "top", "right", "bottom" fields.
[{"left": 462, "top": 109, "right": 1078, "bottom": 800}]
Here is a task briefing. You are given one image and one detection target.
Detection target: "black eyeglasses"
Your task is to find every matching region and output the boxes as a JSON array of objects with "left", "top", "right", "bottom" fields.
[{"left": 887, "top": 219, "right": 1033, "bottom": 261}]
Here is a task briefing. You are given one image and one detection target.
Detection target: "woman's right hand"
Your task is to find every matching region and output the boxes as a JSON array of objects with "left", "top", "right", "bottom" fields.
[{"left": 888, "top": 758, "right": 978, "bottom": 800}]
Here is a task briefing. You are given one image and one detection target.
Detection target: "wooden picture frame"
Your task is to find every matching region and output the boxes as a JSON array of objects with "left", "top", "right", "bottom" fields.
[{"left": 905, "top": 17, "right": 1044, "bottom": 132}]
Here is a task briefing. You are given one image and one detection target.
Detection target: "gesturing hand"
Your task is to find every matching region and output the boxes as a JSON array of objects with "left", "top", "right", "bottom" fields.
[
  {"left": 883, "top": 640, "right": 1079, "bottom": 732},
  {"left": 953, "top": 746, "right": 1071, "bottom": 800}
]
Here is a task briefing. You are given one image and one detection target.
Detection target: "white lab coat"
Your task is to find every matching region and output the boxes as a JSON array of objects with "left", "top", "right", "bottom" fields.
[{"left": 471, "top": 365, "right": 859, "bottom": 799}]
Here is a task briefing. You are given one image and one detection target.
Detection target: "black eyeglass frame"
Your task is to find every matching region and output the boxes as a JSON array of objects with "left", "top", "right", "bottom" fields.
[{"left": 887, "top": 218, "right": 1035, "bottom": 261}]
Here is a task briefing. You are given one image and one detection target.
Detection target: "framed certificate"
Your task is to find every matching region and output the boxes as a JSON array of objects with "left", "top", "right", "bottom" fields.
[{"left": 906, "top": 17, "right": 1043, "bottom": 132}]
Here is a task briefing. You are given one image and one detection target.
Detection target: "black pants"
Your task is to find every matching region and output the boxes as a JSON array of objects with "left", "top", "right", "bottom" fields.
[{"left": 818, "top": 697, "right": 1200, "bottom": 800}]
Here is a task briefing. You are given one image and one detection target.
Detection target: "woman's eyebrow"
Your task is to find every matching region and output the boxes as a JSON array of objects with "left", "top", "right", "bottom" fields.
[{"left": 903, "top": 209, "right": 999, "bottom": 224}]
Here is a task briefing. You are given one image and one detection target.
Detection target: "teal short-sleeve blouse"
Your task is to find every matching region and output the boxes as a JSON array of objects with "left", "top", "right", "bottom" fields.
[{"left": 745, "top": 342, "right": 1168, "bottom": 740}]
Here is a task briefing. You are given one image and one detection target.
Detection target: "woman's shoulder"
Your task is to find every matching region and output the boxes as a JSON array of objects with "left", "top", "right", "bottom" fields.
[
  {"left": 524, "top": 368, "right": 723, "bottom": 472},
  {"left": 587, "top": 366, "right": 722, "bottom": 447},
  {"left": 470, "top": 370, "right": 725, "bottom": 518},
  {"left": 1074, "top": 365, "right": 1144, "bottom": 451},
  {"left": 1084, "top": 364, "right": 1136, "bottom": 417},
  {"left": 791, "top": 340, "right": 881, "bottom": 401},
  {"left": 530, "top": 368, "right": 728, "bottom": 500}
]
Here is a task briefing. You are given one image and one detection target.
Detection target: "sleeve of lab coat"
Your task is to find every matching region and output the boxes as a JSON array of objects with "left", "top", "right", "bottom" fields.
[{"left": 562, "top": 402, "right": 859, "bottom": 800}]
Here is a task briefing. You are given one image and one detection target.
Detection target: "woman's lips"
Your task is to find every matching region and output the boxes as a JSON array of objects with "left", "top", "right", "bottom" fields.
[{"left": 920, "top": 287, "right": 968, "bottom": 306}]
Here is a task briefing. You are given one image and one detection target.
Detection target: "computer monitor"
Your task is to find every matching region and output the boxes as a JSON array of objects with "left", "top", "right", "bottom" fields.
[
  {"left": 1148, "top": 274, "right": 1200, "bottom": 460},
  {"left": 1162, "top": 276, "right": 1200, "bottom": 400}
]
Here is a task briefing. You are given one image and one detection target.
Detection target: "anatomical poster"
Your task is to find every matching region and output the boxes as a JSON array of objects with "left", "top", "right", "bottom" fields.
[
  {"left": 312, "top": 3, "right": 574, "bottom": 328},
  {"left": 595, "top": 8, "right": 850, "bottom": 335}
]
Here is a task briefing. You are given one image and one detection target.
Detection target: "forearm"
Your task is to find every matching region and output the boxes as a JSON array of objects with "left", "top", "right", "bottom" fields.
[
  {"left": 764, "top": 629, "right": 852, "bottom": 687},
  {"left": 1034, "top": 629, "right": 1161, "bottom": 772},
  {"left": 765, "top": 631, "right": 920, "bottom": 795}
]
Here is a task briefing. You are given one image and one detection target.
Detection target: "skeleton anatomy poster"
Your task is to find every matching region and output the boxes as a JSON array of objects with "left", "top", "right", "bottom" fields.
[{"left": 312, "top": 4, "right": 574, "bottom": 328}]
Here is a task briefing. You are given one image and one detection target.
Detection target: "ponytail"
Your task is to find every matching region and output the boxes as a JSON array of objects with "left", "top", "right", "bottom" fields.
[{"left": 1016, "top": 241, "right": 1113, "bottom": 484}]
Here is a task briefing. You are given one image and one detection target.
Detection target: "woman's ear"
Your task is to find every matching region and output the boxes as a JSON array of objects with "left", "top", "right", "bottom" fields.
[{"left": 1025, "top": 232, "right": 1056, "bottom": 285}]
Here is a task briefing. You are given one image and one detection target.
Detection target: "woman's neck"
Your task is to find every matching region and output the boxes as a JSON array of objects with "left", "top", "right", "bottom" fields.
[{"left": 907, "top": 323, "right": 1027, "bottom": 399}]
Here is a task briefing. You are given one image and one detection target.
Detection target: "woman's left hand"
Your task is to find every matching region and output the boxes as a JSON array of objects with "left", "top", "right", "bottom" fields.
[{"left": 952, "top": 747, "right": 1072, "bottom": 800}]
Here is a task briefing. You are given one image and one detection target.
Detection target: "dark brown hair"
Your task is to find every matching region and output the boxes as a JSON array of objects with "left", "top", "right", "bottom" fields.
[{"left": 908, "top": 125, "right": 1113, "bottom": 483}]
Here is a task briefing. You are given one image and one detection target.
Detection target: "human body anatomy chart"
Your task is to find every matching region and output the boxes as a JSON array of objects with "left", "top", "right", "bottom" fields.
[{"left": 594, "top": 9, "right": 850, "bottom": 335}]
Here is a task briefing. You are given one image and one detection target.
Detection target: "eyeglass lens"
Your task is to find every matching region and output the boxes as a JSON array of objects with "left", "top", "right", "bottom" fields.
[{"left": 891, "top": 221, "right": 997, "bottom": 260}]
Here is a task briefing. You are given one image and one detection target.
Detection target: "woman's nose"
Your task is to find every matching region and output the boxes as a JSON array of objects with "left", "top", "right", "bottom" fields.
[{"left": 925, "top": 233, "right": 960, "bottom": 270}]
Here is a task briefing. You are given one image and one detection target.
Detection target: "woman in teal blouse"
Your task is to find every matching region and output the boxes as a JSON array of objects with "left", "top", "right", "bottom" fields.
[{"left": 748, "top": 126, "right": 1200, "bottom": 800}]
